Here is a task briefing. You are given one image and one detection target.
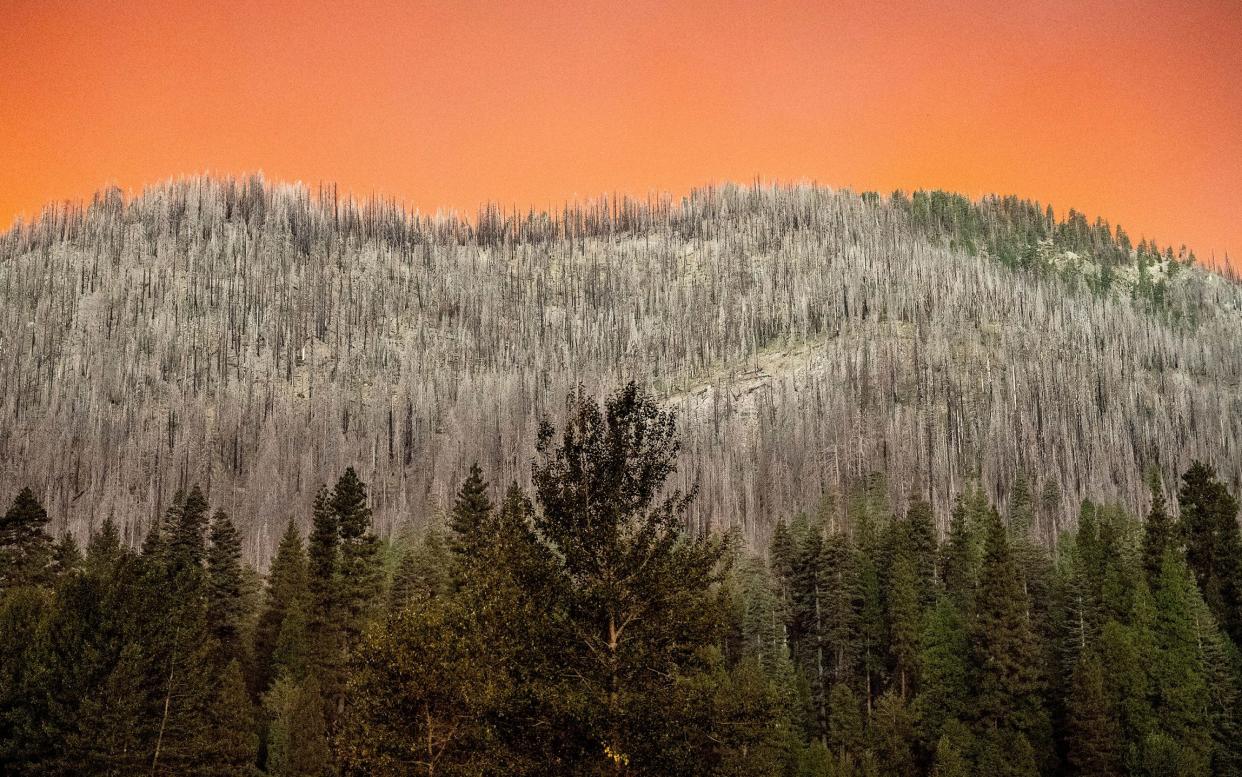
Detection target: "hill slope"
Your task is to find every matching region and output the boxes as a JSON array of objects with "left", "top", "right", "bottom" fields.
[{"left": 1, "top": 177, "right": 1239, "bottom": 562}]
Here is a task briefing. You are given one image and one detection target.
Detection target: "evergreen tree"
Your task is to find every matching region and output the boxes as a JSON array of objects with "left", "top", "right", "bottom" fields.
[
  {"left": 1009, "top": 472, "right": 1035, "bottom": 539},
  {"left": 448, "top": 462, "right": 494, "bottom": 563},
  {"left": 1066, "top": 650, "right": 1123, "bottom": 777},
  {"left": 265, "top": 675, "right": 331, "bottom": 777},
  {"left": 970, "top": 506, "right": 1049, "bottom": 761},
  {"left": 886, "top": 551, "right": 921, "bottom": 698},
  {"left": 903, "top": 499, "right": 938, "bottom": 598},
  {"left": 1177, "top": 461, "right": 1242, "bottom": 644},
  {"left": 530, "top": 382, "right": 731, "bottom": 772},
  {"left": 1141, "top": 472, "right": 1176, "bottom": 583},
  {"left": 168, "top": 485, "right": 210, "bottom": 577},
  {"left": 51, "top": 532, "right": 83, "bottom": 577},
  {"left": 1149, "top": 551, "right": 1212, "bottom": 775},
  {"left": 826, "top": 682, "right": 864, "bottom": 769},
  {"left": 86, "top": 515, "right": 125, "bottom": 572},
  {"left": 305, "top": 485, "right": 342, "bottom": 705},
  {"left": 254, "top": 520, "right": 309, "bottom": 694},
  {"left": 206, "top": 510, "right": 246, "bottom": 661},
  {"left": 0, "top": 488, "right": 54, "bottom": 590},
  {"left": 66, "top": 642, "right": 148, "bottom": 775},
  {"left": 913, "top": 596, "right": 970, "bottom": 747},
  {"left": 387, "top": 527, "right": 452, "bottom": 614},
  {"left": 333, "top": 468, "right": 382, "bottom": 649},
  {"left": 203, "top": 660, "right": 259, "bottom": 775},
  {"left": 870, "top": 690, "right": 917, "bottom": 776}
]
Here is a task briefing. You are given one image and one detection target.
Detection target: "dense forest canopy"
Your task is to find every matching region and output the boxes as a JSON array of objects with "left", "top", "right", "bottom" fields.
[
  {"left": 1, "top": 384, "right": 1240, "bottom": 776},
  {"left": 1, "top": 176, "right": 1240, "bottom": 563}
]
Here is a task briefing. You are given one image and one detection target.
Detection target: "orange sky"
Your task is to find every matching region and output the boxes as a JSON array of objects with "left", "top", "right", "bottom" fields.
[{"left": 2, "top": 0, "right": 1239, "bottom": 265}]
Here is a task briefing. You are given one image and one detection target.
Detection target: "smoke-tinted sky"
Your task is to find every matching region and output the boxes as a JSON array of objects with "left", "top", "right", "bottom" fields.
[{"left": 2, "top": 0, "right": 1239, "bottom": 264}]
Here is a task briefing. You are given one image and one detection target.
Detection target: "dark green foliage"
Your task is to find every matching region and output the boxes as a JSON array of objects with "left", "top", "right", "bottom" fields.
[
  {"left": 1141, "top": 473, "right": 1176, "bottom": 583},
  {"left": 1149, "top": 551, "right": 1213, "bottom": 774},
  {"left": 5, "top": 397, "right": 1242, "bottom": 776},
  {"left": 332, "top": 467, "right": 382, "bottom": 649},
  {"left": 207, "top": 510, "right": 246, "bottom": 661},
  {"left": 0, "top": 488, "right": 54, "bottom": 591},
  {"left": 970, "top": 506, "right": 1049, "bottom": 759},
  {"left": 1177, "top": 461, "right": 1242, "bottom": 645},
  {"left": 1066, "top": 651, "right": 1123, "bottom": 777},
  {"left": 530, "top": 382, "right": 734, "bottom": 771},
  {"left": 448, "top": 462, "right": 493, "bottom": 563},
  {"left": 387, "top": 527, "right": 451, "bottom": 614},
  {"left": 254, "top": 520, "right": 309, "bottom": 694}
]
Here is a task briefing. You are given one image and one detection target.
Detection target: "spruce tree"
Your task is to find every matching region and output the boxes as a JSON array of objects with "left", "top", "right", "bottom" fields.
[
  {"left": 1141, "top": 472, "right": 1176, "bottom": 583},
  {"left": 86, "top": 515, "right": 124, "bottom": 572},
  {"left": 970, "top": 506, "right": 1048, "bottom": 758},
  {"left": 903, "top": 499, "right": 938, "bottom": 598},
  {"left": 913, "top": 596, "right": 970, "bottom": 747},
  {"left": 254, "top": 520, "right": 308, "bottom": 694},
  {"left": 1177, "top": 461, "right": 1242, "bottom": 644},
  {"left": 886, "top": 551, "right": 921, "bottom": 698},
  {"left": 448, "top": 462, "right": 494, "bottom": 563},
  {"left": 0, "top": 487, "right": 54, "bottom": 590},
  {"left": 305, "top": 485, "right": 341, "bottom": 697},
  {"left": 1066, "top": 651, "right": 1123, "bottom": 777},
  {"left": 870, "top": 690, "right": 916, "bottom": 775},
  {"left": 388, "top": 527, "right": 452, "bottom": 614},
  {"left": 206, "top": 510, "right": 246, "bottom": 661},
  {"left": 826, "top": 682, "right": 864, "bottom": 768},
  {"left": 202, "top": 660, "right": 259, "bottom": 775},
  {"left": 1149, "top": 551, "right": 1212, "bottom": 775},
  {"left": 332, "top": 467, "right": 381, "bottom": 649},
  {"left": 1008, "top": 472, "right": 1035, "bottom": 539}
]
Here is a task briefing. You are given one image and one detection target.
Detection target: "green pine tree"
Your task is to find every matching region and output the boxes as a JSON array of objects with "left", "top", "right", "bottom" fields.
[
  {"left": 1066, "top": 650, "right": 1123, "bottom": 777},
  {"left": 1177, "top": 461, "right": 1242, "bottom": 645},
  {"left": 0, "top": 488, "right": 54, "bottom": 590},
  {"left": 206, "top": 510, "right": 246, "bottom": 662},
  {"left": 970, "top": 506, "right": 1049, "bottom": 760},
  {"left": 448, "top": 462, "right": 494, "bottom": 563},
  {"left": 1141, "top": 472, "right": 1176, "bottom": 583},
  {"left": 254, "top": 520, "right": 309, "bottom": 694}
]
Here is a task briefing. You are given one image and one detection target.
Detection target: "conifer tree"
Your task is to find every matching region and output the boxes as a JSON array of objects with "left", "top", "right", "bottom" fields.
[
  {"left": 64, "top": 643, "right": 149, "bottom": 776},
  {"left": 530, "top": 382, "right": 730, "bottom": 771},
  {"left": 826, "top": 682, "right": 864, "bottom": 768},
  {"left": 0, "top": 488, "right": 54, "bottom": 590},
  {"left": 970, "top": 506, "right": 1048, "bottom": 759},
  {"left": 1066, "top": 651, "right": 1123, "bottom": 777},
  {"left": 886, "top": 551, "right": 921, "bottom": 698},
  {"left": 914, "top": 596, "right": 970, "bottom": 747},
  {"left": 86, "top": 515, "right": 124, "bottom": 572},
  {"left": 448, "top": 462, "right": 494, "bottom": 563},
  {"left": 1149, "top": 551, "right": 1212, "bottom": 775},
  {"left": 168, "top": 485, "right": 210, "bottom": 577},
  {"left": 1176, "top": 461, "right": 1242, "bottom": 644},
  {"left": 254, "top": 520, "right": 308, "bottom": 693},
  {"left": 903, "top": 499, "right": 938, "bottom": 597},
  {"left": 305, "top": 485, "right": 341, "bottom": 696},
  {"left": 203, "top": 660, "right": 259, "bottom": 775},
  {"left": 1009, "top": 472, "right": 1035, "bottom": 539},
  {"left": 332, "top": 468, "right": 382, "bottom": 649},
  {"left": 388, "top": 527, "right": 452, "bottom": 613},
  {"left": 51, "top": 532, "right": 83, "bottom": 577},
  {"left": 1141, "top": 472, "right": 1176, "bottom": 583},
  {"left": 870, "top": 690, "right": 917, "bottom": 776},
  {"left": 265, "top": 675, "right": 331, "bottom": 777},
  {"left": 206, "top": 510, "right": 246, "bottom": 661},
  {"left": 940, "top": 494, "right": 980, "bottom": 606}
]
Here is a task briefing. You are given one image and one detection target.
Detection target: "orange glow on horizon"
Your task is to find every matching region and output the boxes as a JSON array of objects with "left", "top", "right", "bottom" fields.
[{"left": 2, "top": 0, "right": 1239, "bottom": 266}]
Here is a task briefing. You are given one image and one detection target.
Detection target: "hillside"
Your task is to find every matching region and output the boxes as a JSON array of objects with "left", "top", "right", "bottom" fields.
[{"left": 1, "top": 177, "right": 1239, "bottom": 563}]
